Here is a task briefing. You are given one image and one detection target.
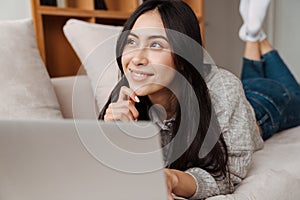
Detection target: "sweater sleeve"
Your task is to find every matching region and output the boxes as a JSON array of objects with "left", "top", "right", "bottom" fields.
[
  {"left": 185, "top": 67, "right": 264, "bottom": 199},
  {"left": 185, "top": 167, "right": 230, "bottom": 199}
]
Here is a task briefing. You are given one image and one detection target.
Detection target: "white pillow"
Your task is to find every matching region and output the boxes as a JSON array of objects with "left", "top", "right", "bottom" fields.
[
  {"left": 63, "top": 19, "right": 122, "bottom": 112},
  {"left": 0, "top": 19, "right": 62, "bottom": 119}
]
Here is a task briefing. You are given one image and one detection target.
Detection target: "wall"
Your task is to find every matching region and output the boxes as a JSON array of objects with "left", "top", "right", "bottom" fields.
[
  {"left": 273, "top": 0, "right": 300, "bottom": 81},
  {"left": 204, "top": 0, "right": 244, "bottom": 77},
  {"left": 0, "top": 0, "right": 31, "bottom": 20}
]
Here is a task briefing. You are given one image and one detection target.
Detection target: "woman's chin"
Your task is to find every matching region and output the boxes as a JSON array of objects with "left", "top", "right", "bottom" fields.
[
  {"left": 133, "top": 88, "right": 148, "bottom": 97},
  {"left": 129, "top": 85, "right": 149, "bottom": 97}
]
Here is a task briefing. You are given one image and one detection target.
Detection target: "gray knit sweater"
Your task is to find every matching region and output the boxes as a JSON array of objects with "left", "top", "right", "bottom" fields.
[{"left": 152, "top": 65, "right": 264, "bottom": 199}]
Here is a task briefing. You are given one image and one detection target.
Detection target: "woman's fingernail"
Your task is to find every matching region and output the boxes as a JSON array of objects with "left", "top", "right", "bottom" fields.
[{"left": 135, "top": 96, "right": 140, "bottom": 103}]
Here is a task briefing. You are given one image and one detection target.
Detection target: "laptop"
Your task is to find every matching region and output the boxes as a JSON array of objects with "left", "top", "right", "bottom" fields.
[{"left": 0, "top": 119, "right": 177, "bottom": 200}]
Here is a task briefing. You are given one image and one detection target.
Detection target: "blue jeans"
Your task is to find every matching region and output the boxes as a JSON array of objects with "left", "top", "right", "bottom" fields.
[{"left": 241, "top": 50, "right": 300, "bottom": 140}]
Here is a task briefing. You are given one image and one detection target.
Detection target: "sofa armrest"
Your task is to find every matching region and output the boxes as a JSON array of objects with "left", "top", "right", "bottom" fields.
[{"left": 51, "top": 75, "right": 98, "bottom": 119}]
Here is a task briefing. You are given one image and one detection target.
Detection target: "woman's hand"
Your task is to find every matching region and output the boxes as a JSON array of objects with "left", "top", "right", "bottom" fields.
[
  {"left": 164, "top": 168, "right": 197, "bottom": 200},
  {"left": 104, "top": 86, "right": 140, "bottom": 121}
]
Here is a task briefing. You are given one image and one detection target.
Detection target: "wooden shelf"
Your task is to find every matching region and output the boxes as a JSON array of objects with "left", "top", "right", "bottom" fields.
[
  {"left": 38, "top": 6, "right": 132, "bottom": 19},
  {"left": 31, "top": 0, "right": 205, "bottom": 77}
]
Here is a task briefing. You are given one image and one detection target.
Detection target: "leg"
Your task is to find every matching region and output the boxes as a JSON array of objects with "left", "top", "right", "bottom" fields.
[
  {"left": 259, "top": 39, "right": 300, "bottom": 133},
  {"left": 239, "top": 0, "right": 267, "bottom": 42},
  {"left": 239, "top": 0, "right": 267, "bottom": 80},
  {"left": 278, "top": 93, "right": 300, "bottom": 132},
  {"left": 247, "top": 0, "right": 271, "bottom": 37},
  {"left": 244, "top": 41, "right": 260, "bottom": 61},
  {"left": 243, "top": 78, "right": 291, "bottom": 140},
  {"left": 245, "top": 78, "right": 300, "bottom": 140},
  {"left": 241, "top": 41, "right": 265, "bottom": 80},
  {"left": 238, "top": 0, "right": 249, "bottom": 41},
  {"left": 239, "top": 0, "right": 250, "bottom": 23},
  {"left": 260, "top": 39, "right": 300, "bottom": 92},
  {"left": 260, "top": 38, "right": 273, "bottom": 55}
]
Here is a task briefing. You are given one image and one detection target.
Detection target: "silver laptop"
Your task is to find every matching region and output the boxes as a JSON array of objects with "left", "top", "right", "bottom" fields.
[{"left": 0, "top": 119, "right": 171, "bottom": 200}]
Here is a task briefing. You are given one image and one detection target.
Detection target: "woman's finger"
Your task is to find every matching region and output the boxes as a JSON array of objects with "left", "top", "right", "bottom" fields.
[
  {"left": 108, "top": 101, "right": 139, "bottom": 119},
  {"left": 118, "top": 86, "right": 140, "bottom": 103},
  {"left": 104, "top": 111, "right": 133, "bottom": 121}
]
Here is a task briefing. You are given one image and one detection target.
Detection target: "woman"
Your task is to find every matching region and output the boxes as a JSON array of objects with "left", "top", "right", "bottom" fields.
[
  {"left": 99, "top": 0, "right": 263, "bottom": 199},
  {"left": 239, "top": 0, "right": 300, "bottom": 140}
]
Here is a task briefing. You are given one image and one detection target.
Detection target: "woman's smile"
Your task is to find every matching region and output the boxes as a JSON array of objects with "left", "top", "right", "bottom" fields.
[{"left": 129, "top": 68, "right": 154, "bottom": 82}]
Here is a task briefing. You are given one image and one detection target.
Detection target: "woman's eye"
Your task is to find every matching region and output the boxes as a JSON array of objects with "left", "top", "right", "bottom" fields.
[
  {"left": 150, "top": 42, "right": 163, "bottom": 49},
  {"left": 127, "top": 39, "right": 136, "bottom": 46}
]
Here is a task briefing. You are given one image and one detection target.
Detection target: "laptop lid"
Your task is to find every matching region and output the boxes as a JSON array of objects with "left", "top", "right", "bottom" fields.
[{"left": 0, "top": 119, "right": 168, "bottom": 200}]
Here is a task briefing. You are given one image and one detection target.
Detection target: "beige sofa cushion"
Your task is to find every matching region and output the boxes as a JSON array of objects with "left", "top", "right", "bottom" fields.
[
  {"left": 0, "top": 19, "right": 62, "bottom": 119},
  {"left": 63, "top": 19, "right": 122, "bottom": 112}
]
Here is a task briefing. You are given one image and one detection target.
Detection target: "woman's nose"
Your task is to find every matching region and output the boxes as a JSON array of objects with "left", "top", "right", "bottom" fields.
[{"left": 131, "top": 48, "right": 148, "bottom": 66}]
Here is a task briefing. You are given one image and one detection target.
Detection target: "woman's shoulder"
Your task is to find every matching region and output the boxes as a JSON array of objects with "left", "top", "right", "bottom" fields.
[
  {"left": 204, "top": 65, "right": 244, "bottom": 101},
  {"left": 204, "top": 65, "right": 245, "bottom": 116},
  {"left": 205, "top": 65, "right": 241, "bottom": 90}
]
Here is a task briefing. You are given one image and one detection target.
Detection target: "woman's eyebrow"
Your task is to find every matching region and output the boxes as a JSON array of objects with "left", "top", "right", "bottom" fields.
[
  {"left": 128, "top": 33, "right": 139, "bottom": 38},
  {"left": 149, "top": 35, "right": 168, "bottom": 42},
  {"left": 129, "top": 32, "right": 168, "bottom": 42}
]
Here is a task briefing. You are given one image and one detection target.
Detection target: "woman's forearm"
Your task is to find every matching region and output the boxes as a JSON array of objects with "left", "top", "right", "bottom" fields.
[{"left": 168, "top": 169, "right": 197, "bottom": 198}]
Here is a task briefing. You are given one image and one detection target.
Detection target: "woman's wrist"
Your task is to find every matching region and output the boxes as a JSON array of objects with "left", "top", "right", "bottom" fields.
[{"left": 171, "top": 169, "right": 197, "bottom": 198}]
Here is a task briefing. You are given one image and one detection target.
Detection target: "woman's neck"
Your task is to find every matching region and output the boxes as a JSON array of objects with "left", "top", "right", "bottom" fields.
[{"left": 148, "top": 88, "right": 177, "bottom": 120}]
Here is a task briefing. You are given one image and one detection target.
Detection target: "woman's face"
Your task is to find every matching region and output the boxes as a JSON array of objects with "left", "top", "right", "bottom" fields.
[{"left": 121, "top": 10, "right": 176, "bottom": 97}]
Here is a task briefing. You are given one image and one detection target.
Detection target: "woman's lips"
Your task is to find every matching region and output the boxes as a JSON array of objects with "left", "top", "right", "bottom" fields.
[{"left": 129, "top": 68, "right": 154, "bottom": 82}]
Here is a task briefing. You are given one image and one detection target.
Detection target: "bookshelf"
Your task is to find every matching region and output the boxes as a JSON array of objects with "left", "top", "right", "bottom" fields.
[{"left": 31, "top": 0, "right": 204, "bottom": 77}]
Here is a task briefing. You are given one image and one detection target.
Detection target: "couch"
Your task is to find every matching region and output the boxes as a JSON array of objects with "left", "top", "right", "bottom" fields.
[{"left": 51, "top": 75, "right": 300, "bottom": 200}]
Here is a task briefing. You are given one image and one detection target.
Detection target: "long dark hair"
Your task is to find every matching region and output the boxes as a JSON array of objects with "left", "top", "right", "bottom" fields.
[{"left": 99, "top": 0, "right": 229, "bottom": 180}]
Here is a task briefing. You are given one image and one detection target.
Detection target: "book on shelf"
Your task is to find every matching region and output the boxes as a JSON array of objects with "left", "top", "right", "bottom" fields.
[
  {"left": 40, "top": 0, "right": 57, "bottom": 6},
  {"left": 94, "top": 0, "right": 107, "bottom": 10}
]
